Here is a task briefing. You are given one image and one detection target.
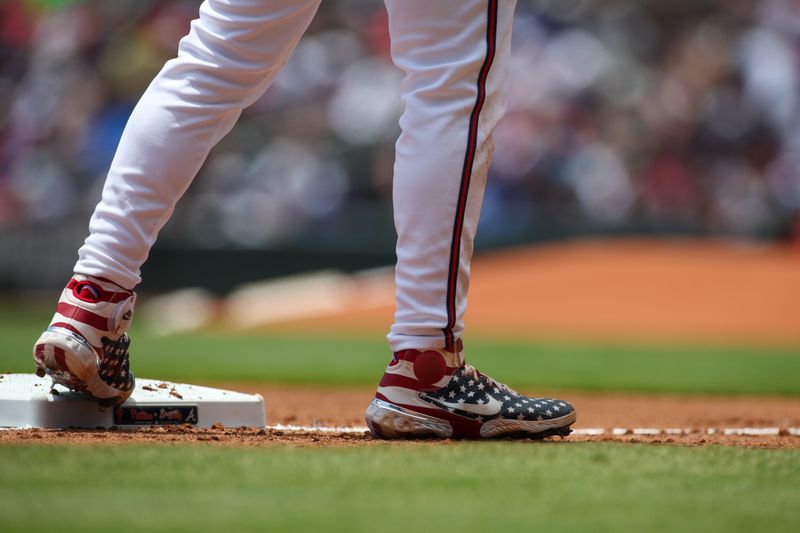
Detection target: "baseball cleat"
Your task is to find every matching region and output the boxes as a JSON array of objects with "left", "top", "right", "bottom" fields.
[
  {"left": 365, "top": 342, "right": 576, "bottom": 439},
  {"left": 32, "top": 275, "right": 137, "bottom": 406}
]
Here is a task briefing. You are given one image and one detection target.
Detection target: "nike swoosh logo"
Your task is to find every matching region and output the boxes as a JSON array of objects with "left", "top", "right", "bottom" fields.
[{"left": 421, "top": 393, "right": 504, "bottom": 416}]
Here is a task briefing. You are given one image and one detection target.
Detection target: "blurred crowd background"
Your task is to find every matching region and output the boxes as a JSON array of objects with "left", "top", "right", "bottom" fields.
[{"left": 2, "top": 0, "right": 800, "bottom": 291}]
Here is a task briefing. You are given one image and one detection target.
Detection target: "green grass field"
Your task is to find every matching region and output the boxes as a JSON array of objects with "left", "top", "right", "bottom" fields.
[
  {"left": 3, "top": 303, "right": 800, "bottom": 394},
  {"left": 1, "top": 302, "right": 799, "bottom": 532},
  {"left": 1, "top": 443, "right": 798, "bottom": 532}
]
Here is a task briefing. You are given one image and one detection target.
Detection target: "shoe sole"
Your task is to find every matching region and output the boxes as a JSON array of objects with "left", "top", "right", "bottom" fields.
[
  {"left": 365, "top": 398, "right": 575, "bottom": 440},
  {"left": 33, "top": 328, "right": 132, "bottom": 406}
]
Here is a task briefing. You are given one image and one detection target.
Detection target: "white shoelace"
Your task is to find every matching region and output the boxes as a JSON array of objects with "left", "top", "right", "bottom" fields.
[{"left": 462, "top": 364, "right": 519, "bottom": 396}]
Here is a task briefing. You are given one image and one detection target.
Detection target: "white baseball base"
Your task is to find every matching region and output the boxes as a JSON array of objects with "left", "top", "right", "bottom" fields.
[{"left": 0, "top": 374, "right": 266, "bottom": 429}]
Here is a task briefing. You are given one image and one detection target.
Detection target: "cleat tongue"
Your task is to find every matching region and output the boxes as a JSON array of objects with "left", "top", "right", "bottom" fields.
[
  {"left": 76, "top": 283, "right": 101, "bottom": 301},
  {"left": 35, "top": 368, "right": 46, "bottom": 378}
]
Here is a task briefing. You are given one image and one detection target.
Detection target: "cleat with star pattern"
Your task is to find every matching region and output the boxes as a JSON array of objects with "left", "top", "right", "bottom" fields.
[{"left": 366, "top": 341, "right": 576, "bottom": 439}]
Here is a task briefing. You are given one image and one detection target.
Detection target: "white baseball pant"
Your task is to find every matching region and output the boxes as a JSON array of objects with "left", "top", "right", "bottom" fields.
[{"left": 74, "top": 0, "right": 516, "bottom": 352}]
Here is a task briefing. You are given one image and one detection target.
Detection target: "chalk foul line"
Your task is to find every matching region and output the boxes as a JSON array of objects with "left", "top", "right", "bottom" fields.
[{"left": 266, "top": 424, "right": 800, "bottom": 437}]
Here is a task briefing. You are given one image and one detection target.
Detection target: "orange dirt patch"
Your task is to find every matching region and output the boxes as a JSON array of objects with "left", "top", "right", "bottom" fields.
[
  {"left": 247, "top": 385, "right": 800, "bottom": 431},
  {"left": 266, "top": 239, "right": 800, "bottom": 346}
]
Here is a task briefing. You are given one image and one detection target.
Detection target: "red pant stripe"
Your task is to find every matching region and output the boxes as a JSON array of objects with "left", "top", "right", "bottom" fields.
[{"left": 442, "top": 0, "right": 499, "bottom": 349}]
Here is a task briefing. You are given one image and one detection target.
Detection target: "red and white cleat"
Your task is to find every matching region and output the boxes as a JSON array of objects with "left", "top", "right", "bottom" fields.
[
  {"left": 365, "top": 340, "right": 576, "bottom": 439},
  {"left": 32, "top": 275, "right": 137, "bottom": 406}
]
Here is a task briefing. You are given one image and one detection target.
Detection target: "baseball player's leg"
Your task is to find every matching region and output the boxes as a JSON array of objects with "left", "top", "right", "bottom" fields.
[
  {"left": 33, "top": 0, "right": 321, "bottom": 404},
  {"left": 77, "top": 0, "right": 321, "bottom": 290},
  {"left": 367, "top": 0, "right": 576, "bottom": 439},
  {"left": 386, "top": 0, "right": 515, "bottom": 352}
]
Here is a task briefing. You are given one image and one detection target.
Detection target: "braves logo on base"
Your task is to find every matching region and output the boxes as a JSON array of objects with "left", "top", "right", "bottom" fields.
[{"left": 114, "top": 406, "right": 198, "bottom": 426}]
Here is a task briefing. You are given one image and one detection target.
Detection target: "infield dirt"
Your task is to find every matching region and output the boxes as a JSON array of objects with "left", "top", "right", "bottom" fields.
[{"left": 2, "top": 384, "right": 798, "bottom": 448}]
